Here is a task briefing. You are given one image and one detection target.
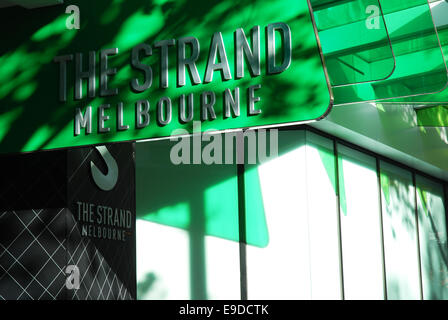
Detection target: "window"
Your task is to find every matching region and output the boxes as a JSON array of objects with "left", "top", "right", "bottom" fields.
[
  {"left": 136, "top": 136, "right": 240, "bottom": 300},
  {"left": 135, "top": 128, "right": 448, "bottom": 300},
  {"left": 416, "top": 175, "right": 448, "bottom": 300},
  {"left": 337, "top": 144, "right": 384, "bottom": 300},
  {"left": 245, "top": 131, "right": 341, "bottom": 299},
  {"left": 380, "top": 161, "right": 421, "bottom": 299}
]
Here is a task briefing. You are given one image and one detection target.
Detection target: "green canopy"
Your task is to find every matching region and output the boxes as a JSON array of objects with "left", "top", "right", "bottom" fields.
[
  {"left": 328, "top": 0, "right": 448, "bottom": 105},
  {"left": 311, "top": 0, "right": 396, "bottom": 86}
]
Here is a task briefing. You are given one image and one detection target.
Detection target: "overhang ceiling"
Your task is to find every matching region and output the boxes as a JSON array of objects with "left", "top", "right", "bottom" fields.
[{"left": 311, "top": 103, "right": 448, "bottom": 181}]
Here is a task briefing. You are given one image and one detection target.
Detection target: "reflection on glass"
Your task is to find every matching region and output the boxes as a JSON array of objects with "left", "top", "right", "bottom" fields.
[
  {"left": 246, "top": 131, "right": 308, "bottom": 299},
  {"left": 416, "top": 175, "right": 448, "bottom": 300},
  {"left": 136, "top": 219, "right": 190, "bottom": 300},
  {"left": 311, "top": 0, "right": 395, "bottom": 85},
  {"left": 380, "top": 161, "right": 421, "bottom": 300},
  {"left": 136, "top": 219, "right": 241, "bottom": 300},
  {"left": 246, "top": 131, "right": 341, "bottom": 299},
  {"left": 333, "top": 0, "right": 448, "bottom": 105},
  {"left": 135, "top": 138, "right": 240, "bottom": 300},
  {"left": 305, "top": 131, "right": 342, "bottom": 299},
  {"left": 394, "top": 0, "right": 448, "bottom": 104},
  {"left": 134, "top": 129, "right": 448, "bottom": 301},
  {"left": 337, "top": 144, "right": 384, "bottom": 300}
]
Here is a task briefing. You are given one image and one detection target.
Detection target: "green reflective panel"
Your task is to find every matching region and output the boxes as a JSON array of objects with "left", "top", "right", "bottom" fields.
[
  {"left": 416, "top": 175, "right": 448, "bottom": 300},
  {"left": 379, "top": 161, "right": 421, "bottom": 300},
  {"left": 0, "top": 0, "right": 332, "bottom": 155},
  {"left": 244, "top": 167, "right": 269, "bottom": 248},
  {"left": 310, "top": 0, "right": 396, "bottom": 85},
  {"left": 384, "top": 1, "right": 448, "bottom": 104},
  {"left": 333, "top": 0, "right": 448, "bottom": 105}
]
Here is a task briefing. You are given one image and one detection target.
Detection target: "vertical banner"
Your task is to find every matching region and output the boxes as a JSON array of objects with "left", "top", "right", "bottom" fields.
[
  {"left": 67, "top": 142, "right": 136, "bottom": 300},
  {"left": 0, "top": 142, "right": 136, "bottom": 300}
]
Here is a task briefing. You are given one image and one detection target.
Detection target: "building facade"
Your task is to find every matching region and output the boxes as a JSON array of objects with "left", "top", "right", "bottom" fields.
[{"left": 0, "top": 0, "right": 447, "bottom": 300}]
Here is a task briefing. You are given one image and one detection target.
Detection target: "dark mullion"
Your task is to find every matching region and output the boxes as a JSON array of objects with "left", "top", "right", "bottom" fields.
[
  {"left": 333, "top": 140, "right": 345, "bottom": 300},
  {"left": 376, "top": 158, "right": 388, "bottom": 300},
  {"left": 413, "top": 172, "right": 425, "bottom": 300},
  {"left": 237, "top": 130, "right": 248, "bottom": 301}
]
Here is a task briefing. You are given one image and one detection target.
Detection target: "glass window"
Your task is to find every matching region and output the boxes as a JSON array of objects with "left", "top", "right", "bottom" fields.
[
  {"left": 380, "top": 161, "right": 421, "bottom": 300},
  {"left": 337, "top": 144, "right": 385, "bottom": 299},
  {"left": 304, "top": 131, "right": 342, "bottom": 299},
  {"left": 245, "top": 130, "right": 341, "bottom": 299},
  {"left": 416, "top": 175, "right": 448, "bottom": 300},
  {"left": 136, "top": 219, "right": 190, "bottom": 300},
  {"left": 135, "top": 137, "right": 241, "bottom": 300},
  {"left": 245, "top": 130, "right": 308, "bottom": 299},
  {"left": 134, "top": 128, "right": 448, "bottom": 301}
]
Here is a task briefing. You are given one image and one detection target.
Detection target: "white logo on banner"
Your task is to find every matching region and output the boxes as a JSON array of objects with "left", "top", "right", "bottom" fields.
[{"left": 91, "top": 146, "right": 119, "bottom": 191}]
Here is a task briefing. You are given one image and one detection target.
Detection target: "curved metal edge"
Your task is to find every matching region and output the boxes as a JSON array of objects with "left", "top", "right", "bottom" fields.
[{"left": 306, "top": 0, "right": 334, "bottom": 121}]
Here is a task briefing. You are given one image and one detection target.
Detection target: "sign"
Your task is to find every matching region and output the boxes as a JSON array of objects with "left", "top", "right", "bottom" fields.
[
  {"left": 67, "top": 142, "right": 136, "bottom": 299},
  {"left": 0, "top": 143, "right": 136, "bottom": 300},
  {"left": 0, "top": 0, "right": 332, "bottom": 154}
]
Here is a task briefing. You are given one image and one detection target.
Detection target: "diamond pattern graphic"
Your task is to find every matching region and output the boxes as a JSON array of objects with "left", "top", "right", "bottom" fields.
[
  {"left": 0, "top": 209, "right": 67, "bottom": 300},
  {"left": 66, "top": 211, "right": 132, "bottom": 300},
  {"left": 0, "top": 143, "right": 135, "bottom": 300},
  {"left": 0, "top": 208, "right": 132, "bottom": 300}
]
